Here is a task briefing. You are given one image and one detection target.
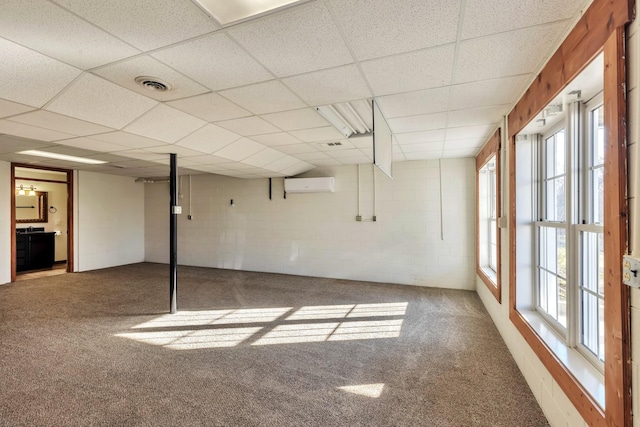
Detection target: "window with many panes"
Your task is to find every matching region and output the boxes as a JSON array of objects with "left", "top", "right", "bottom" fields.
[{"left": 535, "top": 94, "right": 604, "bottom": 369}]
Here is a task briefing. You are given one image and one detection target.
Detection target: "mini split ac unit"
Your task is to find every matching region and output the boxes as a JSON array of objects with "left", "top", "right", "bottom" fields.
[{"left": 284, "top": 177, "right": 335, "bottom": 193}]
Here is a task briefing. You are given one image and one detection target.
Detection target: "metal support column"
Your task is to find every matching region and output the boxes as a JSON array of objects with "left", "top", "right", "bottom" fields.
[{"left": 169, "top": 153, "right": 178, "bottom": 314}]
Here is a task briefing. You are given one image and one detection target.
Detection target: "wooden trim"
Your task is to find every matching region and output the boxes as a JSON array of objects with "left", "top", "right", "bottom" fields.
[
  {"left": 10, "top": 166, "right": 16, "bottom": 283},
  {"left": 603, "top": 27, "right": 631, "bottom": 427},
  {"left": 508, "top": 0, "right": 633, "bottom": 137},
  {"left": 15, "top": 176, "right": 68, "bottom": 184},
  {"left": 476, "top": 129, "right": 501, "bottom": 303},
  {"left": 66, "top": 170, "right": 74, "bottom": 273}
]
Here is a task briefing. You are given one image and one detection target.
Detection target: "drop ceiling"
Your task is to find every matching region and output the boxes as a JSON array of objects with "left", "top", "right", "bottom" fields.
[{"left": 0, "top": 0, "right": 591, "bottom": 179}]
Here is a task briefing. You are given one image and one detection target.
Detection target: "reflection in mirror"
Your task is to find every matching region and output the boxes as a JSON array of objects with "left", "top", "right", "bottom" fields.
[{"left": 16, "top": 191, "right": 48, "bottom": 223}]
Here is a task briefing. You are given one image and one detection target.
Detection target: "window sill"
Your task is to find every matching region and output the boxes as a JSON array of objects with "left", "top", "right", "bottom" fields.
[{"left": 519, "top": 309, "right": 605, "bottom": 409}]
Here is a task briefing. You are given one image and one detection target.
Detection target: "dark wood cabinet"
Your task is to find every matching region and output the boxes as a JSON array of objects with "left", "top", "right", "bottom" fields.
[{"left": 16, "top": 232, "right": 55, "bottom": 272}]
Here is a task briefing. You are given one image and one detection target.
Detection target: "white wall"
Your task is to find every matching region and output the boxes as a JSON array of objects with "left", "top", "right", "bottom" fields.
[
  {"left": 145, "top": 159, "right": 476, "bottom": 289},
  {"left": 0, "top": 161, "right": 10, "bottom": 284},
  {"left": 77, "top": 171, "right": 145, "bottom": 271}
]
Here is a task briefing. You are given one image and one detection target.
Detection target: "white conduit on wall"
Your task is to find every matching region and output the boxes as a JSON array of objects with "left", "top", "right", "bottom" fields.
[
  {"left": 439, "top": 159, "right": 444, "bottom": 240},
  {"left": 372, "top": 164, "right": 376, "bottom": 220},
  {"left": 356, "top": 164, "right": 360, "bottom": 219}
]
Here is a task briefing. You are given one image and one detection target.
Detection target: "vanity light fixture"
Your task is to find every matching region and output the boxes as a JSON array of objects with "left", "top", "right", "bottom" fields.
[
  {"left": 16, "top": 184, "right": 37, "bottom": 196},
  {"left": 17, "top": 150, "right": 106, "bottom": 165}
]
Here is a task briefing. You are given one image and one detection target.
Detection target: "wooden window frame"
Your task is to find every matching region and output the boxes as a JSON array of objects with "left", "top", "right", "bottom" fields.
[
  {"left": 507, "top": 0, "right": 633, "bottom": 425},
  {"left": 476, "top": 129, "right": 501, "bottom": 302}
]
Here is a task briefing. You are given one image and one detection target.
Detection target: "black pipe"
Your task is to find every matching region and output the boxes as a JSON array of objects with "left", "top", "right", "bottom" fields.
[
  {"left": 169, "top": 153, "right": 178, "bottom": 314},
  {"left": 269, "top": 178, "right": 272, "bottom": 200}
]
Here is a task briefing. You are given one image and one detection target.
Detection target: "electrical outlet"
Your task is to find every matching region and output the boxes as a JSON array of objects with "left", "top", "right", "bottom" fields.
[
  {"left": 372, "top": 215, "right": 377, "bottom": 222},
  {"left": 623, "top": 255, "right": 640, "bottom": 288},
  {"left": 356, "top": 215, "right": 362, "bottom": 221},
  {"left": 188, "top": 215, "right": 192, "bottom": 220}
]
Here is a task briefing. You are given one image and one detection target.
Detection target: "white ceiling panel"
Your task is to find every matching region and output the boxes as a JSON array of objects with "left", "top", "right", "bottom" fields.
[
  {"left": 252, "top": 132, "right": 303, "bottom": 147},
  {"left": 393, "top": 153, "right": 407, "bottom": 162},
  {"left": 388, "top": 112, "right": 447, "bottom": 133},
  {"left": 443, "top": 139, "right": 486, "bottom": 150},
  {"left": 0, "top": 0, "right": 140, "bottom": 70},
  {"left": 93, "top": 56, "right": 209, "bottom": 101},
  {"left": 45, "top": 73, "right": 158, "bottom": 129},
  {"left": 0, "top": 38, "right": 81, "bottom": 108},
  {"left": 215, "top": 116, "right": 280, "bottom": 136},
  {"left": 124, "top": 104, "right": 206, "bottom": 143},
  {"left": 400, "top": 141, "right": 444, "bottom": 153},
  {"left": 144, "top": 144, "right": 208, "bottom": 157},
  {"left": 214, "top": 138, "right": 266, "bottom": 161},
  {"left": 315, "top": 139, "right": 356, "bottom": 151},
  {"left": 0, "top": 99, "right": 35, "bottom": 119},
  {"left": 375, "top": 87, "right": 450, "bottom": 118},
  {"left": 449, "top": 75, "right": 531, "bottom": 110},
  {"left": 52, "top": 0, "right": 219, "bottom": 51},
  {"left": 175, "top": 124, "right": 241, "bottom": 154},
  {"left": 339, "top": 156, "right": 371, "bottom": 165},
  {"left": 447, "top": 105, "right": 509, "bottom": 128},
  {"left": 264, "top": 155, "right": 300, "bottom": 172},
  {"left": 9, "top": 110, "right": 113, "bottom": 137},
  {"left": 261, "top": 108, "right": 328, "bottom": 131},
  {"left": 89, "top": 131, "right": 164, "bottom": 149},
  {"left": 282, "top": 65, "right": 372, "bottom": 106},
  {"left": 462, "top": 0, "right": 583, "bottom": 40},
  {"left": 166, "top": 93, "right": 251, "bottom": 122},
  {"left": 214, "top": 162, "right": 256, "bottom": 171},
  {"left": 349, "top": 135, "right": 373, "bottom": 149},
  {"left": 310, "top": 158, "right": 343, "bottom": 167},
  {"left": 446, "top": 124, "right": 494, "bottom": 141},
  {"left": 330, "top": 0, "right": 461, "bottom": 61},
  {"left": 362, "top": 45, "right": 455, "bottom": 96},
  {"left": 152, "top": 33, "right": 273, "bottom": 91},
  {"left": 219, "top": 80, "right": 306, "bottom": 115},
  {"left": 404, "top": 151, "right": 443, "bottom": 160},
  {"left": 442, "top": 148, "right": 478, "bottom": 158},
  {"left": 242, "top": 147, "right": 286, "bottom": 167},
  {"left": 0, "top": 120, "right": 76, "bottom": 142},
  {"left": 289, "top": 127, "right": 344, "bottom": 143},
  {"left": 108, "top": 149, "right": 167, "bottom": 161},
  {"left": 275, "top": 144, "right": 319, "bottom": 155},
  {"left": 228, "top": 2, "right": 353, "bottom": 77},
  {"left": 0, "top": 135, "right": 53, "bottom": 153},
  {"left": 327, "top": 148, "right": 365, "bottom": 158},
  {"left": 294, "top": 151, "right": 330, "bottom": 161},
  {"left": 54, "top": 136, "right": 129, "bottom": 152},
  {"left": 455, "top": 23, "right": 567, "bottom": 84},
  {"left": 280, "top": 161, "right": 314, "bottom": 176},
  {"left": 395, "top": 129, "right": 446, "bottom": 145},
  {"left": 187, "top": 154, "right": 229, "bottom": 165}
]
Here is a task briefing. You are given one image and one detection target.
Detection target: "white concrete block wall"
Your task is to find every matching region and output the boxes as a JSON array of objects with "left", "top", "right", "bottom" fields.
[
  {"left": 145, "top": 159, "right": 476, "bottom": 289},
  {"left": 77, "top": 171, "right": 145, "bottom": 271},
  {"left": 0, "top": 161, "right": 10, "bottom": 285}
]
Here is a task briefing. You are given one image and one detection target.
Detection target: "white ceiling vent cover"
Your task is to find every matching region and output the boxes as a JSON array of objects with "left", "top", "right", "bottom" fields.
[{"left": 285, "top": 177, "right": 335, "bottom": 193}]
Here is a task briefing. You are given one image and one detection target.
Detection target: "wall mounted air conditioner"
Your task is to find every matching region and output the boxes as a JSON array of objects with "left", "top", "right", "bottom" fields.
[{"left": 284, "top": 177, "right": 335, "bottom": 193}]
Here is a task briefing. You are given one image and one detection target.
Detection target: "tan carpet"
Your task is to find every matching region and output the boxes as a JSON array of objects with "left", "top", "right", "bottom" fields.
[{"left": 0, "top": 263, "right": 548, "bottom": 426}]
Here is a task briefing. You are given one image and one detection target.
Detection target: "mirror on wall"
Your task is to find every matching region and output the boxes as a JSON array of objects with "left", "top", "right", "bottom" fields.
[{"left": 16, "top": 191, "right": 48, "bottom": 223}]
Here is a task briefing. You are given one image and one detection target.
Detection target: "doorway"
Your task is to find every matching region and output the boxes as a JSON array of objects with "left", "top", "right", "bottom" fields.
[{"left": 11, "top": 164, "right": 74, "bottom": 282}]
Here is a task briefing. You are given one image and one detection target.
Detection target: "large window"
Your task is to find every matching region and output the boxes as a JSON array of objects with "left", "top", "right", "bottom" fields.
[{"left": 476, "top": 130, "right": 500, "bottom": 302}]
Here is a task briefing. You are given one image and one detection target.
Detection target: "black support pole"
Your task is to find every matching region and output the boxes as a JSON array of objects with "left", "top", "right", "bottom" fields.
[{"left": 169, "top": 153, "right": 178, "bottom": 314}]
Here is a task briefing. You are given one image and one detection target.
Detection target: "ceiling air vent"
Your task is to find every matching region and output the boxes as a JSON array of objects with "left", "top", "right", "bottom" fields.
[
  {"left": 135, "top": 76, "right": 171, "bottom": 92},
  {"left": 318, "top": 142, "right": 343, "bottom": 148}
]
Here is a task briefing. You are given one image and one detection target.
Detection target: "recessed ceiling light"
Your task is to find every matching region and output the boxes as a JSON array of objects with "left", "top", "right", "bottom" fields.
[
  {"left": 17, "top": 150, "right": 106, "bottom": 165},
  {"left": 193, "top": 0, "right": 310, "bottom": 26}
]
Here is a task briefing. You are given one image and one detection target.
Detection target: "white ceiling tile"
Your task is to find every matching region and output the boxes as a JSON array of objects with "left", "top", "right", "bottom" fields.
[
  {"left": 112, "top": 149, "right": 167, "bottom": 161},
  {"left": 446, "top": 124, "right": 495, "bottom": 141},
  {"left": 0, "top": 0, "right": 140, "bottom": 70},
  {"left": 0, "top": 120, "right": 76, "bottom": 141},
  {"left": 361, "top": 44, "right": 455, "bottom": 96},
  {"left": 54, "top": 136, "right": 129, "bottom": 152},
  {"left": 215, "top": 116, "right": 280, "bottom": 136},
  {"left": 282, "top": 65, "right": 371, "bottom": 106},
  {"left": 52, "top": 0, "right": 219, "bottom": 51},
  {"left": 339, "top": 156, "right": 371, "bottom": 165},
  {"left": 275, "top": 144, "right": 319, "bottom": 155},
  {"left": 93, "top": 56, "right": 209, "bottom": 101},
  {"left": 404, "top": 151, "right": 443, "bottom": 160},
  {"left": 447, "top": 105, "right": 509, "bottom": 128},
  {"left": 0, "top": 38, "right": 81, "bottom": 108},
  {"left": 289, "top": 127, "right": 344, "bottom": 143},
  {"left": 166, "top": 93, "right": 251, "bottom": 122},
  {"left": 0, "top": 134, "right": 53, "bottom": 153},
  {"left": 330, "top": 0, "right": 461, "bottom": 60},
  {"left": 45, "top": 73, "right": 158, "bottom": 129},
  {"left": 315, "top": 139, "right": 356, "bottom": 151},
  {"left": 443, "top": 139, "right": 485, "bottom": 150},
  {"left": 293, "top": 151, "right": 330, "bottom": 161},
  {"left": 187, "top": 154, "right": 229, "bottom": 165},
  {"left": 242, "top": 147, "right": 286, "bottom": 167},
  {"left": 264, "top": 155, "right": 300, "bottom": 172},
  {"left": 144, "top": 144, "right": 208, "bottom": 157},
  {"left": 349, "top": 135, "right": 373, "bottom": 149},
  {"left": 0, "top": 99, "right": 35, "bottom": 119},
  {"left": 9, "top": 110, "right": 113, "bottom": 137},
  {"left": 327, "top": 148, "right": 365, "bottom": 158},
  {"left": 89, "top": 131, "right": 164, "bottom": 149},
  {"left": 310, "top": 158, "right": 343, "bottom": 167},
  {"left": 213, "top": 138, "right": 266, "bottom": 161},
  {"left": 376, "top": 87, "right": 450, "bottom": 118},
  {"left": 455, "top": 23, "right": 567, "bottom": 84},
  {"left": 395, "top": 129, "right": 446, "bottom": 145},
  {"left": 400, "top": 141, "right": 444, "bottom": 153},
  {"left": 124, "top": 104, "right": 206, "bottom": 143},
  {"left": 449, "top": 75, "right": 531, "bottom": 110},
  {"left": 280, "top": 161, "right": 314, "bottom": 176},
  {"left": 151, "top": 157, "right": 204, "bottom": 167},
  {"left": 175, "top": 124, "right": 241, "bottom": 154},
  {"left": 393, "top": 153, "right": 407, "bottom": 162},
  {"left": 462, "top": 0, "right": 582, "bottom": 40},
  {"left": 152, "top": 33, "right": 273, "bottom": 91},
  {"left": 215, "top": 162, "right": 256, "bottom": 171},
  {"left": 261, "top": 108, "right": 328, "bottom": 131},
  {"left": 228, "top": 3, "right": 353, "bottom": 77},
  {"left": 442, "top": 148, "right": 478, "bottom": 158},
  {"left": 219, "top": 81, "right": 306, "bottom": 115},
  {"left": 252, "top": 132, "right": 302, "bottom": 147},
  {"left": 388, "top": 113, "right": 447, "bottom": 133}
]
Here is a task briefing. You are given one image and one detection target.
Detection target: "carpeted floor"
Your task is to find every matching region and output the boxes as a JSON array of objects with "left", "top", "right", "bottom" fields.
[{"left": 0, "top": 263, "right": 548, "bottom": 426}]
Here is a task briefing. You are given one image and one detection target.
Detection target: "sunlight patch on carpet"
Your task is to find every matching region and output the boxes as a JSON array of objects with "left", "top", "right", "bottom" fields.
[{"left": 337, "top": 383, "right": 385, "bottom": 398}]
